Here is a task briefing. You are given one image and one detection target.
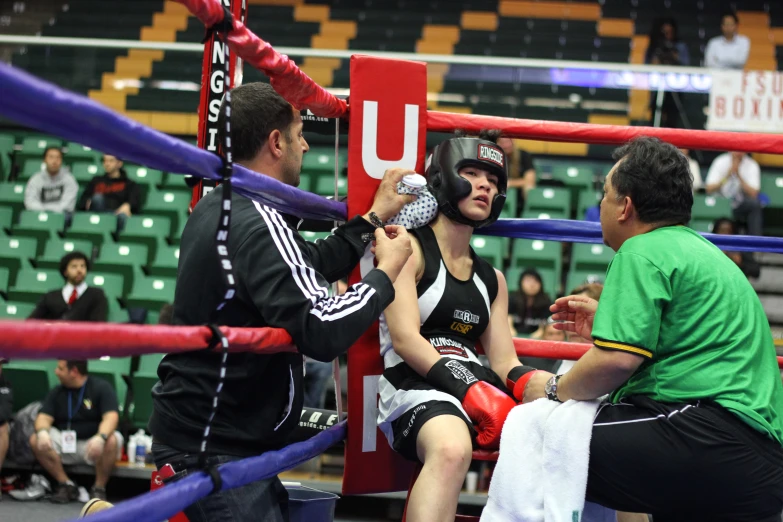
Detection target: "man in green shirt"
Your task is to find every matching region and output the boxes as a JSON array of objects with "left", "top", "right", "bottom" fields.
[{"left": 522, "top": 137, "right": 783, "bottom": 521}]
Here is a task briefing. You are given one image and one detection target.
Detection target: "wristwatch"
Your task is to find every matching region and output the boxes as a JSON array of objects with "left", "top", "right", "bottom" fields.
[{"left": 544, "top": 374, "right": 563, "bottom": 403}]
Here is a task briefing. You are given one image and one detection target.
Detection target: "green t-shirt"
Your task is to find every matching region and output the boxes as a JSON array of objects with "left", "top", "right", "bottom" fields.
[{"left": 591, "top": 226, "right": 783, "bottom": 444}]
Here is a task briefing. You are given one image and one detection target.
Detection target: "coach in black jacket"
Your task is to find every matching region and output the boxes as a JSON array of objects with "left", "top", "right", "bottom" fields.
[
  {"left": 28, "top": 251, "right": 107, "bottom": 322},
  {"left": 150, "top": 82, "right": 413, "bottom": 522}
]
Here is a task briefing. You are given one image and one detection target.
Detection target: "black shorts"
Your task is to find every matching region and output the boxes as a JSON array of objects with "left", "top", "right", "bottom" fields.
[
  {"left": 390, "top": 400, "right": 475, "bottom": 462},
  {"left": 586, "top": 396, "right": 783, "bottom": 522}
]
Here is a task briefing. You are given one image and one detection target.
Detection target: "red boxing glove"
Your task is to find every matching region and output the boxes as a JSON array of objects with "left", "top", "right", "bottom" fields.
[{"left": 426, "top": 359, "right": 518, "bottom": 449}]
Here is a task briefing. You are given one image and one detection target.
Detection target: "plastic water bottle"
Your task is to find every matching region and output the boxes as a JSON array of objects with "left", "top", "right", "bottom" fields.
[
  {"left": 135, "top": 440, "right": 147, "bottom": 465},
  {"left": 127, "top": 437, "right": 136, "bottom": 466}
]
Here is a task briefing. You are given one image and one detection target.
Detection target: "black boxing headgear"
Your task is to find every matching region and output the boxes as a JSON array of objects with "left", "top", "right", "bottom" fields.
[{"left": 426, "top": 137, "right": 508, "bottom": 228}]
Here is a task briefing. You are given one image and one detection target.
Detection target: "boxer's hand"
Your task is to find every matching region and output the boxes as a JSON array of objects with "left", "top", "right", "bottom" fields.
[
  {"left": 374, "top": 225, "right": 412, "bottom": 283},
  {"left": 366, "top": 168, "right": 418, "bottom": 223}
]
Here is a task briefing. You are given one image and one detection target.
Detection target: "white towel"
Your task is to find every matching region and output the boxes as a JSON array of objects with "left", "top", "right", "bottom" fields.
[{"left": 481, "top": 399, "right": 615, "bottom": 522}]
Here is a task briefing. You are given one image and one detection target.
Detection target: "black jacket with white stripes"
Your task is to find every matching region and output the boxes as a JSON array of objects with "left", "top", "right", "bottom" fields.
[{"left": 149, "top": 185, "right": 394, "bottom": 457}]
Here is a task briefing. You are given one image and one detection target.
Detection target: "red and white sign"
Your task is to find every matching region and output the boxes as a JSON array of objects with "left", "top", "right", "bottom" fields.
[
  {"left": 708, "top": 71, "right": 783, "bottom": 133},
  {"left": 343, "top": 55, "right": 427, "bottom": 495}
]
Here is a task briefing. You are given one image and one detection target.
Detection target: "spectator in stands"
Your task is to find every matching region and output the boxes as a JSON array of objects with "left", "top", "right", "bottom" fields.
[
  {"left": 497, "top": 137, "right": 535, "bottom": 213},
  {"left": 705, "top": 151, "right": 763, "bottom": 236},
  {"left": 77, "top": 154, "right": 141, "bottom": 232},
  {"left": 541, "top": 320, "right": 565, "bottom": 342},
  {"left": 508, "top": 268, "right": 552, "bottom": 337},
  {"left": 645, "top": 18, "right": 690, "bottom": 128},
  {"left": 29, "top": 360, "right": 121, "bottom": 503},
  {"left": 712, "top": 217, "right": 761, "bottom": 278},
  {"left": 24, "top": 146, "right": 78, "bottom": 216},
  {"left": 28, "top": 252, "right": 108, "bottom": 322},
  {"left": 705, "top": 12, "right": 750, "bottom": 70},
  {"left": 680, "top": 149, "right": 703, "bottom": 191},
  {"left": 0, "top": 359, "right": 12, "bottom": 483}
]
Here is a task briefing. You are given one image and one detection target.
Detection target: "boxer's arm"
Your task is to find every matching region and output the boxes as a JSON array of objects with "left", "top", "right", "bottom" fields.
[{"left": 304, "top": 216, "right": 376, "bottom": 283}]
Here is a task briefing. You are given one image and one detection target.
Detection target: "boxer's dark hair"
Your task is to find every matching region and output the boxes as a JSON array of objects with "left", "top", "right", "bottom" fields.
[{"left": 218, "top": 82, "right": 296, "bottom": 163}]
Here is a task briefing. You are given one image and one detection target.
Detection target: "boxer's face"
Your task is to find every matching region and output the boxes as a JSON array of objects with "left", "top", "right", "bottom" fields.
[
  {"left": 456, "top": 166, "right": 498, "bottom": 222},
  {"left": 280, "top": 111, "right": 309, "bottom": 187}
]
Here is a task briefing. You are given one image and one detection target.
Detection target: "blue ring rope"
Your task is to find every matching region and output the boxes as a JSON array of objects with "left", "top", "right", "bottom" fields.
[{"left": 60, "top": 420, "right": 347, "bottom": 522}]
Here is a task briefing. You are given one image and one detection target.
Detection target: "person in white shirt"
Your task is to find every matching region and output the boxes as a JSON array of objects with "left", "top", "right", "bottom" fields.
[
  {"left": 704, "top": 12, "right": 750, "bottom": 69},
  {"left": 705, "top": 152, "right": 763, "bottom": 236},
  {"left": 680, "top": 149, "right": 703, "bottom": 191}
]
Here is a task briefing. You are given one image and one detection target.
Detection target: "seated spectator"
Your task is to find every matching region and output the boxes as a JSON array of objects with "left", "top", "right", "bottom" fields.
[
  {"left": 645, "top": 18, "right": 690, "bottom": 127},
  {"left": 0, "top": 359, "right": 12, "bottom": 479},
  {"left": 680, "top": 149, "right": 703, "bottom": 191},
  {"left": 712, "top": 218, "right": 761, "bottom": 278},
  {"left": 29, "top": 360, "right": 121, "bottom": 503},
  {"left": 705, "top": 12, "right": 750, "bottom": 70},
  {"left": 508, "top": 268, "right": 552, "bottom": 338},
  {"left": 497, "top": 137, "right": 536, "bottom": 213},
  {"left": 28, "top": 252, "right": 108, "bottom": 322},
  {"left": 23, "top": 147, "right": 78, "bottom": 217},
  {"left": 77, "top": 154, "right": 140, "bottom": 231},
  {"left": 705, "top": 151, "right": 763, "bottom": 236}
]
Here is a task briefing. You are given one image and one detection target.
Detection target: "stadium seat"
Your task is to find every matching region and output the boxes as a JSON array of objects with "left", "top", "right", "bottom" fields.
[
  {"left": 18, "top": 136, "right": 62, "bottom": 164},
  {"left": 159, "top": 173, "right": 192, "bottom": 193},
  {"left": 691, "top": 194, "right": 732, "bottom": 222},
  {"left": 125, "top": 276, "right": 176, "bottom": 310},
  {"left": 65, "top": 142, "right": 101, "bottom": 162},
  {"left": 522, "top": 210, "right": 568, "bottom": 220},
  {"left": 0, "top": 300, "right": 35, "bottom": 320},
  {"left": 566, "top": 269, "right": 606, "bottom": 295},
  {"left": 37, "top": 238, "right": 94, "bottom": 270},
  {"left": 510, "top": 238, "right": 562, "bottom": 276},
  {"left": 570, "top": 243, "right": 614, "bottom": 273},
  {"left": 300, "top": 230, "right": 331, "bottom": 242},
  {"left": 137, "top": 353, "right": 165, "bottom": 374},
  {"left": 70, "top": 162, "right": 101, "bottom": 185},
  {"left": 577, "top": 190, "right": 602, "bottom": 220},
  {"left": 504, "top": 189, "right": 519, "bottom": 217},
  {"left": 0, "top": 134, "right": 14, "bottom": 180},
  {"left": 2, "top": 362, "right": 55, "bottom": 412},
  {"left": 118, "top": 215, "right": 171, "bottom": 261},
  {"left": 143, "top": 191, "right": 188, "bottom": 235},
  {"left": 525, "top": 187, "right": 571, "bottom": 216},
  {"left": 130, "top": 373, "right": 159, "bottom": 430},
  {"left": 7, "top": 268, "right": 63, "bottom": 303},
  {"left": 689, "top": 220, "right": 713, "bottom": 233},
  {"left": 89, "top": 356, "right": 132, "bottom": 413},
  {"left": 94, "top": 243, "right": 149, "bottom": 295},
  {"left": 762, "top": 173, "right": 783, "bottom": 208},
  {"left": 0, "top": 236, "right": 37, "bottom": 287},
  {"left": 149, "top": 244, "right": 180, "bottom": 278},
  {"left": 0, "top": 267, "right": 9, "bottom": 297},
  {"left": 66, "top": 212, "right": 118, "bottom": 248},
  {"left": 315, "top": 176, "right": 348, "bottom": 197},
  {"left": 125, "top": 165, "right": 163, "bottom": 203},
  {"left": 470, "top": 236, "right": 506, "bottom": 268},
  {"left": 0, "top": 182, "right": 28, "bottom": 222},
  {"left": 0, "top": 206, "right": 12, "bottom": 233},
  {"left": 106, "top": 297, "right": 129, "bottom": 323},
  {"left": 13, "top": 210, "right": 67, "bottom": 252},
  {"left": 20, "top": 159, "right": 43, "bottom": 181},
  {"left": 302, "top": 148, "right": 338, "bottom": 177},
  {"left": 87, "top": 272, "right": 125, "bottom": 301}
]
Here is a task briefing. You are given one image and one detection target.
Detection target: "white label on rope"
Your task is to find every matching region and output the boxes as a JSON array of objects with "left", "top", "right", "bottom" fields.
[
  {"left": 362, "top": 374, "right": 380, "bottom": 452},
  {"left": 361, "top": 101, "right": 419, "bottom": 179}
]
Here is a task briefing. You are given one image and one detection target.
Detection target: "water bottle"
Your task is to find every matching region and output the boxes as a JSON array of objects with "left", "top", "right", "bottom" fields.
[
  {"left": 135, "top": 440, "right": 147, "bottom": 465},
  {"left": 127, "top": 437, "right": 136, "bottom": 466}
]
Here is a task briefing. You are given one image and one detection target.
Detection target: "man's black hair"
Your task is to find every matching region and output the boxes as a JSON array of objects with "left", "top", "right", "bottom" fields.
[
  {"left": 65, "top": 360, "right": 88, "bottom": 376},
  {"left": 59, "top": 251, "right": 90, "bottom": 278},
  {"left": 217, "top": 82, "right": 296, "bottom": 163},
  {"left": 611, "top": 136, "right": 693, "bottom": 225},
  {"left": 722, "top": 11, "right": 739, "bottom": 24}
]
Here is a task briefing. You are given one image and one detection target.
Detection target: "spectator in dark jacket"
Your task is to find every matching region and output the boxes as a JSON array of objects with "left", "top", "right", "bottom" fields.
[
  {"left": 28, "top": 252, "right": 108, "bottom": 322},
  {"left": 77, "top": 154, "right": 140, "bottom": 231},
  {"left": 508, "top": 268, "right": 552, "bottom": 337}
]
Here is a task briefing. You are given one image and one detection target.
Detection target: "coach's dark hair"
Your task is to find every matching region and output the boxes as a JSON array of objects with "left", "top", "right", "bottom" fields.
[
  {"left": 59, "top": 251, "right": 90, "bottom": 278},
  {"left": 217, "top": 82, "right": 295, "bottom": 163},
  {"left": 610, "top": 136, "right": 693, "bottom": 225},
  {"left": 722, "top": 11, "right": 739, "bottom": 24},
  {"left": 66, "top": 360, "right": 88, "bottom": 376}
]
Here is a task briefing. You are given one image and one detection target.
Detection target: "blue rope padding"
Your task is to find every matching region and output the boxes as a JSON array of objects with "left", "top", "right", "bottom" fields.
[
  {"left": 61, "top": 420, "right": 347, "bottom": 522},
  {"left": 0, "top": 62, "right": 346, "bottom": 221}
]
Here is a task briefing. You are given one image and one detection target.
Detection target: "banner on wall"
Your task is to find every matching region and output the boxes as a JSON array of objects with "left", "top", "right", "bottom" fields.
[{"left": 707, "top": 70, "right": 783, "bottom": 133}]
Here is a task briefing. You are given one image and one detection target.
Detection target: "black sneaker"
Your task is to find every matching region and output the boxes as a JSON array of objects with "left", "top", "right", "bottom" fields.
[
  {"left": 90, "top": 486, "right": 107, "bottom": 501},
  {"left": 50, "top": 482, "right": 79, "bottom": 504}
]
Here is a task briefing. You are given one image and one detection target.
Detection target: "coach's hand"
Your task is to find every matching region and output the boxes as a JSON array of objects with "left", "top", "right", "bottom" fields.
[
  {"left": 375, "top": 225, "right": 412, "bottom": 283},
  {"left": 549, "top": 295, "right": 598, "bottom": 342},
  {"left": 366, "top": 168, "right": 418, "bottom": 223}
]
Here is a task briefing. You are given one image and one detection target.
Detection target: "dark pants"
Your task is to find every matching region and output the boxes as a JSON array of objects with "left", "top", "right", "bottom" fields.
[
  {"left": 90, "top": 193, "right": 128, "bottom": 231},
  {"left": 586, "top": 396, "right": 783, "bottom": 522},
  {"left": 152, "top": 442, "right": 289, "bottom": 522},
  {"left": 733, "top": 197, "right": 764, "bottom": 237}
]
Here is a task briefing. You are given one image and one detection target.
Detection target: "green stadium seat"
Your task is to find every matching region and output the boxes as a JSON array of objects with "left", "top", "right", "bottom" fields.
[
  {"left": 159, "top": 173, "right": 192, "bottom": 193},
  {"left": 0, "top": 206, "right": 12, "bottom": 232},
  {"left": 510, "top": 238, "right": 562, "bottom": 276},
  {"left": 297, "top": 173, "right": 312, "bottom": 193},
  {"left": 7, "top": 268, "right": 63, "bottom": 303},
  {"left": 0, "top": 236, "right": 37, "bottom": 286},
  {"left": 137, "top": 353, "right": 165, "bottom": 374},
  {"left": 470, "top": 236, "right": 506, "bottom": 268},
  {"left": 170, "top": 214, "right": 188, "bottom": 245},
  {"left": 550, "top": 164, "right": 595, "bottom": 190},
  {"left": 87, "top": 272, "right": 125, "bottom": 301},
  {"left": 13, "top": 211, "right": 66, "bottom": 252},
  {"left": 146, "top": 310, "right": 160, "bottom": 325},
  {"left": 0, "top": 182, "right": 28, "bottom": 222},
  {"left": 107, "top": 297, "right": 129, "bottom": 323},
  {"left": 691, "top": 194, "right": 732, "bottom": 222},
  {"left": 37, "top": 238, "right": 94, "bottom": 270},
  {"left": 571, "top": 243, "right": 615, "bottom": 273},
  {"left": 130, "top": 373, "right": 159, "bottom": 430},
  {"left": 761, "top": 173, "right": 783, "bottom": 208},
  {"left": 315, "top": 176, "right": 348, "bottom": 197},
  {"left": 118, "top": 216, "right": 171, "bottom": 262},
  {"left": 300, "top": 230, "right": 331, "bottom": 242},
  {"left": 125, "top": 276, "right": 176, "bottom": 310},
  {"left": 689, "top": 220, "right": 713, "bottom": 233},
  {"left": 94, "top": 243, "right": 149, "bottom": 295},
  {"left": 525, "top": 187, "right": 571, "bottom": 215},
  {"left": 566, "top": 269, "right": 606, "bottom": 295},
  {"left": 90, "top": 357, "right": 132, "bottom": 413},
  {"left": 505, "top": 266, "right": 559, "bottom": 300},
  {"left": 0, "top": 134, "right": 14, "bottom": 179},
  {"left": 302, "top": 148, "right": 338, "bottom": 176},
  {"left": 18, "top": 136, "right": 62, "bottom": 164},
  {"left": 20, "top": 159, "right": 44, "bottom": 181},
  {"left": 143, "top": 191, "right": 189, "bottom": 235},
  {"left": 65, "top": 142, "right": 101, "bottom": 162},
  {"left": 125, "top": 165, "right": 163, "bottom": 199},
  {"left": 0, "top": 267, "right": 9, "bottom": 297},
  {"left": 0, "top": 300, "right": 35, "bottom": 320},
  {"left": 504, "top": 188, "right": 519, "bottom": 217},
  {"left": 70, "top": 162, "right": 101, "bottom": 185},
  {"left": 149, "top": 244, "right": 180, "bottom": 278},
  {"left": 66, "top": 212, "right": 118, "bottom": 248},
  {"left": 522, "top": 210, "right": 568, "bottom": 220},
  {"left": 577, "top": 190, "right": 602, "bottom": 219},
  {"left": 2, "top": 363, "right": 54, "bottom": 411}
]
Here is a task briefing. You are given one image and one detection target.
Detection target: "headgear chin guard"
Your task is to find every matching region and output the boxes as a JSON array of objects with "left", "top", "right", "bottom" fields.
[{"left": 426, "top": 137, "right": 508, "bottom": 228}]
